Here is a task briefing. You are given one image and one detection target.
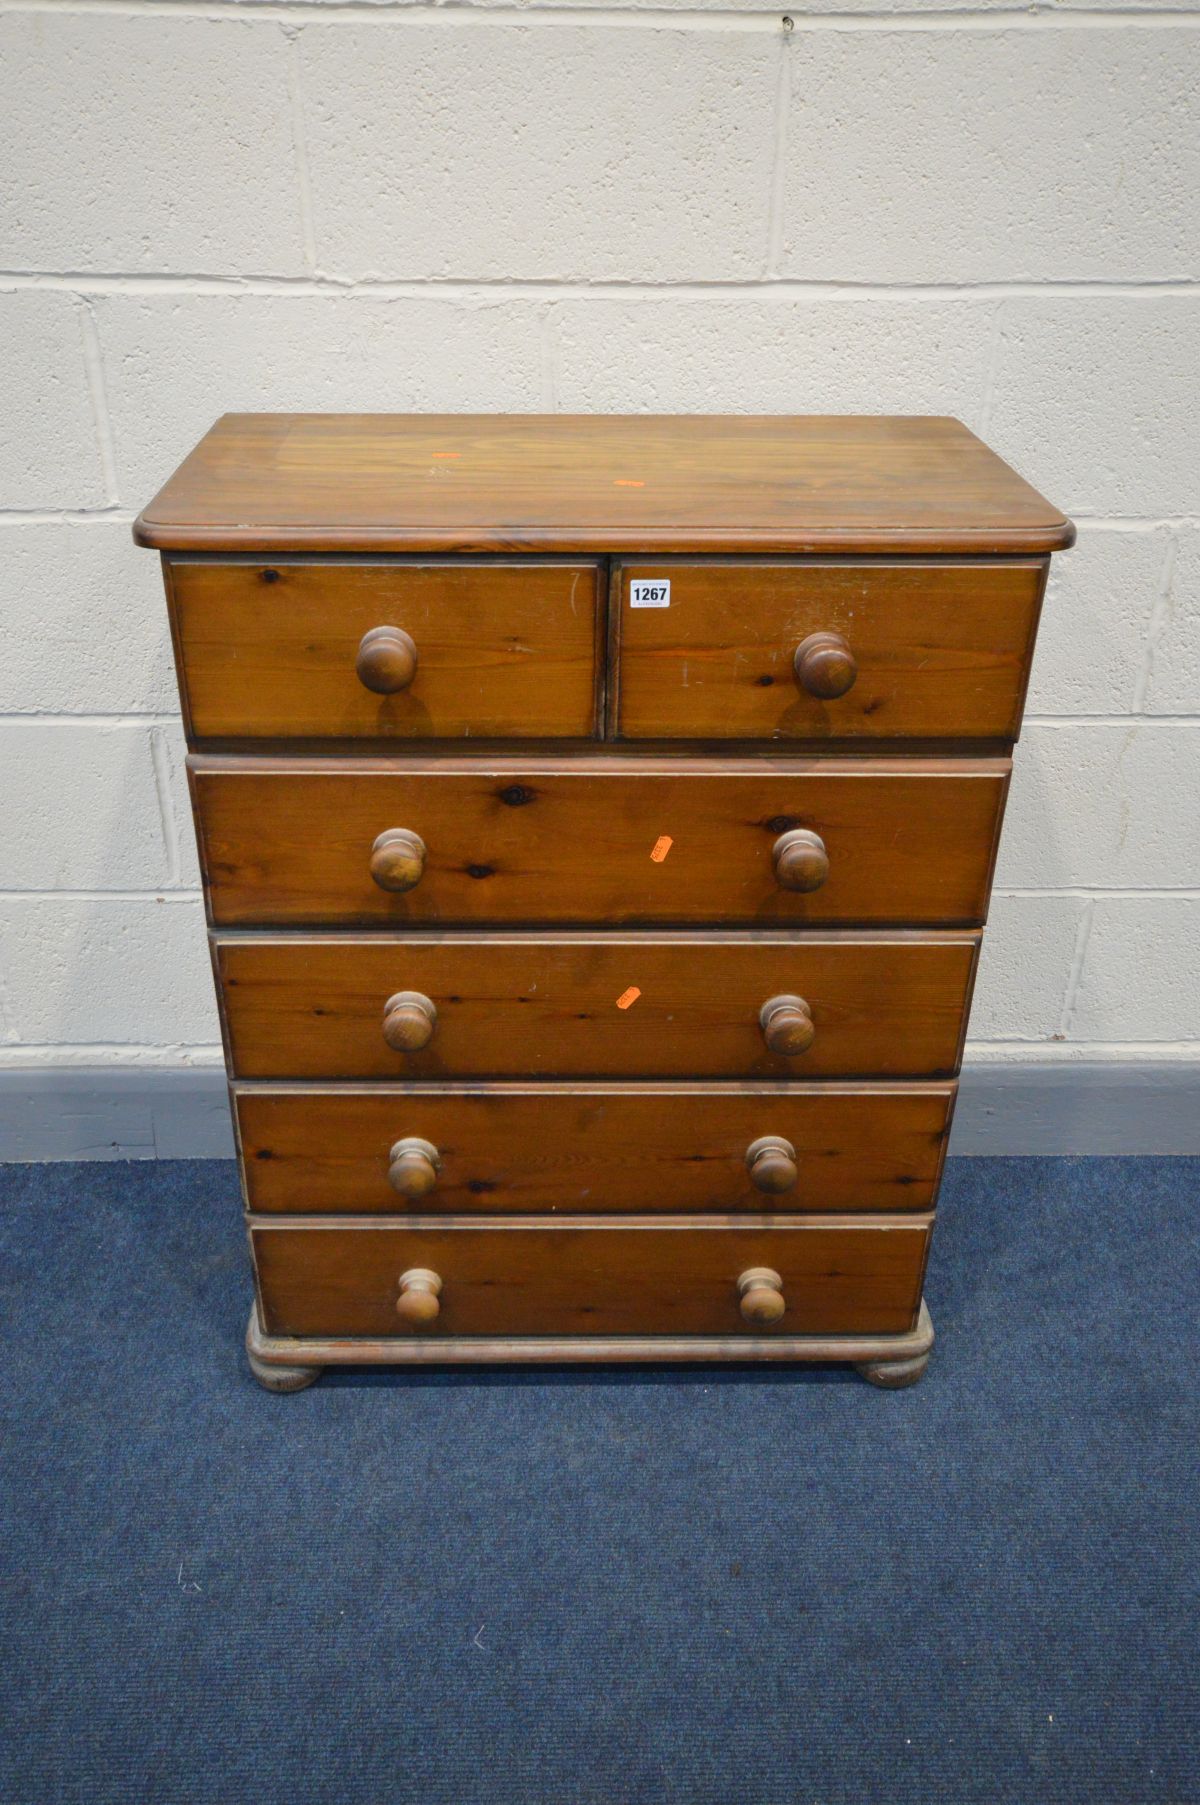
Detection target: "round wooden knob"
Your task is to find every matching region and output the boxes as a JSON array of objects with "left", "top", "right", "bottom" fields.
[
  {"left": 738, "top": 1267, "right": 786, "bottom": 1326},
  {"left": 382, "top": 991, "right": 437, "bottom": 1053},
  {"left": 745, "top": 1135, "right": 798, "bottom": 1195},
  {"left": 793, "top": 630, "right": 857, "bottom": 700},
  {"left": 370, "top": 828, "right": 426, "bottom": 893},
  {"left": 395, "top": 1267, "right": 442, "bottom": 1326},
  {"left": 387, "top": 1136, "right": 441, "bottom": 1200},
  {"left": 759, "top": 995, "right": 815, "bottom": 1057},
  {"left": 357, "top": 625, "right": 417, "bottom": 695},
  {"left": 772, "top": 828, "right": 829, "bottom": 894}
]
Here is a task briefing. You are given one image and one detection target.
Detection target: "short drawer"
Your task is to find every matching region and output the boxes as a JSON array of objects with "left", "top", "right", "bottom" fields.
[
  {"left": 235, "top": 1081, "right": 955, "bottom": 1214},
  {"left": 251, "top": 1217, "right": 931, "bottom": 1339},
  {"left": 217, "top": 930, "right": 978, "bottom": 1079},
  {"left": 192, "top": 755, "right": 1008, "bottom": 926},
  {"left": 168, "top": 559, "right": 602, "bottom": 739},
  {"left": 615, "top": 560, "right": 1044, "bottom": 740}
]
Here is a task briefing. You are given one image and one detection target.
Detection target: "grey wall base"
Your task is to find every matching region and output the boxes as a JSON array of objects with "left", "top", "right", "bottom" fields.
[
  {"left": 0, "top": 1069, "right": 237, "bottom": 1161},
  {"left": 1, "top": 1064, "right": 1198, "bottom": 1161},
  {"left": 952, "top": 1064, "right": 1200, "bottom": 1156}
]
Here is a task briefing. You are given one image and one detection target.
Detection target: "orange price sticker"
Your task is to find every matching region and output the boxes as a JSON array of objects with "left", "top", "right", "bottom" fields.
[
  {"left": 615, "top": 987, "right": 641, "bottom": 1011},
  {"left": 613, "top": 479, "right": 645, "bottom": 487},
  {"left": 650, "top": 835, "right": 673, "bottom": 864}
]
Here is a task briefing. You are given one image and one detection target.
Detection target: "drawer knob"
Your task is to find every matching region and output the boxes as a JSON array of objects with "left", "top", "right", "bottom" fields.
[
  {"left": 382, "top": 990, "right": 437, "bottom": 1053},
  {"left": 794, "top": 630, "right": 857, "bottom": 700},
  {"left": 759, "top": 994, "right": 815, "bottom": 1057},
  {"left": 772, "top": 828, "right": 829, "bottom": 894},
  {"left": 738, "top": 1267, "right": 786, "bottom": 1326},
  {"left": 387, "top": 1136, "right": 441, "bottom": 1199},
  {"left": 357, "top": 625, "right": 417, "bottom": 694},
  {"left": 395, "top": 1267, "right": 442, "bottom": 1326},
  {"left": 370, "top": 828, "right": 426, "bottom": 893},
  {"left": 745, "top": 1135, "right": 798, "bottom": 1194}
]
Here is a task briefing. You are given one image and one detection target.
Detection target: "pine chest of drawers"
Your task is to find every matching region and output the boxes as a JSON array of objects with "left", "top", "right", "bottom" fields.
[{"left": 136, "top": 414, "right": 1073, "bottom": 1391}]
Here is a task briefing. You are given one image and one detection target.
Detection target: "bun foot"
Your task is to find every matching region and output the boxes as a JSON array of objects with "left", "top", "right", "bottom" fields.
[
  {"left": 246, "top": 1346, "right": 323, "bottom": 1392},
  {"left": 855, "top": 1349, "right": 930, "bottom": 1390},
  {"left": 245, "top": 1308, "right": 322, "bottom": 1391}
]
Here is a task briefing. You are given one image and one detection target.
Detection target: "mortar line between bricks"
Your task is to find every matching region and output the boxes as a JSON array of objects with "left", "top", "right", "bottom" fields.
[
  {"left": 5, "top": 711, "right": 1200, "bottom": 726},
  {"left": 0, "top": 1046, "right": 226, "bottom": 1067},
  {"left": 1022, "top": 715, "right": 1200, "bottom": 726},
  {"left": 147, "top": 726, "right": 183, "bottom": 887},
  {"left": 538, "top": 304, "right": 561, "bottom": 410},
  {"left": 1, "top": 887, "right": 1196, "bottom": 906},
  {"left": 7, "top": 711, "right": 1200, "bottom": 726},
  {"left": 0, "top": 966, "right": 19, "bottom": 1046},
  {"left": 1130, "top": 532, "right": 1178, "bottom": 714},
  {"left": 975, "top": 299, "right": 1004, "bottom": 440},
  {"left": 283, "top": 25, "right": 319, "bottom": 277},
  {"left": 1, "top": 886, "right": 1196, "bottom": 901},
  {"left": 0, "top": 891, "right": 201, "bottom": 901},
  {"left": 764, "top": 22, "right": 791, "bottom": 280},
  {"left": 5, "top": 271, "right": 1200, "bottom": 300},
  {"left": 4, "top": 1, "right": 1199, "bottom": 29},
  {"left": 992, "top": 888, "right": 1200, "bottom": 900},
  {"left": 0, "top": 713, "right": 184, "bottom": 726},
  {"left": 3, "top": 1041, "right": 1198, "bottom": 1067},
  {"left": 1069, "top": 516, "right": 1200, "bottom": 531},
  {"left": 0, "top": 508, "right": 136, "bottom": 524},
  {"left": 1057, "top": 895, "right": 1096, "bottom": 1039},
  {"left": 964, "top": 1041, "right": 1200, "bottom": 1060},
  {"left": 76, "top": 299, "right": 120, "bottom": 506},
  {"left": 0, "top": 508, "right": 1195, "bottom": 530}
]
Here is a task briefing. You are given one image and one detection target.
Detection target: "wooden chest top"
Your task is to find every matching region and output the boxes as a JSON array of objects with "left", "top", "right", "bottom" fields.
[{"left": 133, "top": 413, "right": 1074, "bottom": 557}]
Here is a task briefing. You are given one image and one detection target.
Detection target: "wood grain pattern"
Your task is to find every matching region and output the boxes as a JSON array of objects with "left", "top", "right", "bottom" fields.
[
  {"left": 234, "top": 1080, "right": 955, "bottom": 1215},
  {"left": 615, "top": 560, "right": 1045, "bottom": 741},
  {"left": 191, "top": 754, "right": 1009, "bottom": 926},
  {"left": 168, "top": 558, "right": 602, "bottom": 739},
  {"left": 251, "top": 1216, "right": 931, "bottom": 1338},
  {"left": 134, "top": 415, "right": 1074, "bottom": 556},
  {"left": 217, "top": 929, "right": 979, "bottom": 1079}
]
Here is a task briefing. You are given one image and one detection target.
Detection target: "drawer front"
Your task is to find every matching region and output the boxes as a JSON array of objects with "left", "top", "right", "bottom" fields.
[
  {"left": 615, "top": 560, "right": 1044, "bottom": 740},
  {"left": 217, "top": 931, "right": 977, "bottom": 1080},
  {"left": 193, "top": 757, "right": 1008, "bottom": 926},
  {"left": 251, "top": 1218, "right": 931, "bottom": 1338},
  {"left": 168, "top": 560, "right": 602, "bottom": 739},
  {"left": 236, "top": 1082, "right": 955, "bottom": 1215}
]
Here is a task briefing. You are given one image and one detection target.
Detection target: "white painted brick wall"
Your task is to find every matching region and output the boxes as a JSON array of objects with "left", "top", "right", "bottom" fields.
[
  {"left": 0, "top": 523, "right": 175, "bottom": 714},
  {"left": 0, "top": 14, "right": 305, "bottom": 276},
  {"left": 0, "top": 897, "right": 216, "bottom": 1054},
  {"left": 553, "top": 298, "right": 989, "bottom": 414},
  {"left": 781, "top": 29, "right": 1198, "bottom": 282},
  {"left": 1144, "top": 526, "right": 1200, "bottom": 714},
  {"left": 0, "top": 0, "right": 1196, "bottom": 1077},
  {"left": 300, "top": 23, "right": 781, "bottom": 280},
  {"left": 1, "top": 722, "right": 173, "bottom": 891},
  {"left": 98, "top": 294, "right": 547, "bottom": 498},
  {"left": 0, "top": 293, "right": 110, "bottom": 507}
]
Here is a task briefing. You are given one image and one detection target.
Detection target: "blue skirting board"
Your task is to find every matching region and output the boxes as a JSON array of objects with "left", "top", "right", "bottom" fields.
[{"left": 2, "top": 1062, "right": 1200, "bottom": 1157}]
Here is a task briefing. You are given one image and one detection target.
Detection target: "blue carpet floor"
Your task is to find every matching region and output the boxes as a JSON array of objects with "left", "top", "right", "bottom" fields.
[{"left": 1, "top": 1156, "right": 1197, "bottom": 1804}]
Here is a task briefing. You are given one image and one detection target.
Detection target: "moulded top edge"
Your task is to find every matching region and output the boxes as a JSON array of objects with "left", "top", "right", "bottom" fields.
[{"left": 132, "top": 413, "right": 1076, "bottom": 557}]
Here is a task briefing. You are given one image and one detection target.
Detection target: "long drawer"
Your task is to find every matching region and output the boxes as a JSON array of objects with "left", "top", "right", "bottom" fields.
[
  {"left": 168, "top": 558, "right": 603, "bottom": 739},
  {"left": 251, "top": 1217, "right": 931, "bottom": 1339},
  {"left": 192, "top": 755, "right": 1008, "bottom": 926},
  {"left": 217, "top": 930, "right": 978, "bottom": 1079},
  {"left": 235, "top": 1081, "right": 955, "bottom": 1214},
  {"left": 614, "top": 559, "right": 1044, "bottom": 740}
]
